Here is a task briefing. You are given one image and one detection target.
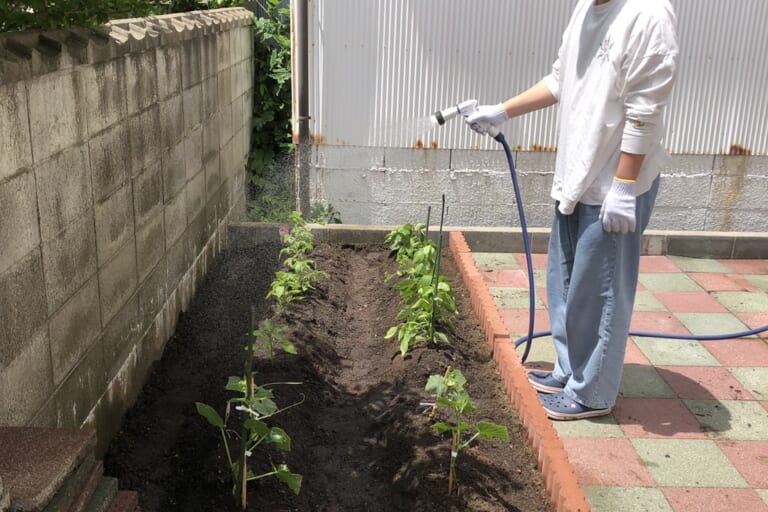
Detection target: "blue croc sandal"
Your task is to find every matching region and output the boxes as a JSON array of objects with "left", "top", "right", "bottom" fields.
[
  {"left": 538, "top": 392, "right": 612, "bottom": 421},
  {"left": 528, "top": 371, "right": 565, "bottom": 394}
]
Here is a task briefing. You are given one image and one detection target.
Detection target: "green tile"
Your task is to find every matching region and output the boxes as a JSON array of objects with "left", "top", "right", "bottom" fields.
[
  {"left": 583, "top": 487, "right": 673, "bottom": 512},
  {"left": 712, "top": 291, "right": 768, "bottom": 314},
  {"left": 489, "top": 287, "right": 545, "bottom": 309},
  {"left": 634, "top": 291, "right": 668, "bottom": 312},
  {"left": 639, "top": 274, "right": 704, "bottom": 292},
  {"left": 675, "top": 313, "right": 753, "bottom": 338},
  {"left": 667, "top": 256, "right": 731, "bottom": 273},
  {"left": 745, "top": 274, "right": 768, "bottom": 293},
  {"left": 472, "top": 252, "right": 520, "bottom": 270},
  {"left": 553, "top": 414, "right": 625, "bottom": 439},
  {"left": 633, "top": 337, "right": 720, "bottom": 366},
  {"left": 619, "top": 365, "right": 677, "bottom": 398},
  {"left": 684, "top": 399, "right": 768, "bottom": 441},
  {"left": 631, "top": 439, "right": 748, "bottom": 487},
  {"left": 758, "top": 490, "right": 768, "bottom": 506},
  {"left": 516, "top": 335, "right": 556, "bottom": 368},
  {"left": 729, "top": 368, "right": 768, "bottom": 400},
  {"left": 523, "top": 269, "right": 547, "bottom": 289}
]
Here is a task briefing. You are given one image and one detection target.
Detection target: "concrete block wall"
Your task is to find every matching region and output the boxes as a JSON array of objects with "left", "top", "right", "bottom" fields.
[
  {"left": 0, "top": 8, "right": 253, "bottom": 451},
  {"left": 309, "top": 145, "right": 768, "bottom": 232}
]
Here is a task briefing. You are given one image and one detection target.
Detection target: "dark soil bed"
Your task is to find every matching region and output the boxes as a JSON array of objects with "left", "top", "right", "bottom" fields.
[{"left": 104, "top": 241, "right": 550, "bottom": 511}]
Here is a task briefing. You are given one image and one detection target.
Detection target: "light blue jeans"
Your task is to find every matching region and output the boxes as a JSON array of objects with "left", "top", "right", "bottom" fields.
[{"left": 547, "top": 177, "right": 660, "bottom": 409}]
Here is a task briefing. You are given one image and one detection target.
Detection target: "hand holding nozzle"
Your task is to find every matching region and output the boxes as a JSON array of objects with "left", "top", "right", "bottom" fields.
[
  {"left": 465, "top": 103, "right": 507, "bottom": 137},
  {"left": 431, "top": 99, "right": 504, "bottom": 137}
]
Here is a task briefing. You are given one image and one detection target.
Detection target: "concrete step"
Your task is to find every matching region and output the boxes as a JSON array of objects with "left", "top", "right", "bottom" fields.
[
  {"left": 105, "top": 491, "right": 139, "bottom": 512},
  {"left": 0, "top": 428, "right": 96, "bottom": 511},
  {"left": 82, "top": 477, "right": 118, "bottom": 512},
  {"left": 1, "top": 476, "right": 10, "bottom": 512},
  {"left": 42, "top": 458, "right": 100, "bottom": 512}
]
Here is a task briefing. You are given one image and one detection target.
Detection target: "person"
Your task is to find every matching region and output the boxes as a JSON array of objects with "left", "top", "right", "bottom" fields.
[{"left": 466, "top": 0, "right": 679, "bottom": 420}]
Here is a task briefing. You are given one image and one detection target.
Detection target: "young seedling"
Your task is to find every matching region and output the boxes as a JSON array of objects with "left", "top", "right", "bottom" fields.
[
  {"left": 425, "top": 368, "right": 510, "bottom": 496},
  {"left": 253, "top": 318, "right": 295, "bottom": 361},
  {"left": 267, "top": 211, "right": 330, "bottom": 311},
  {"left": 195, "top": 308, "right": 303, "bottom": 509},
  {"left": 385, "top": 196, "right": 457, "bottom": 356}
]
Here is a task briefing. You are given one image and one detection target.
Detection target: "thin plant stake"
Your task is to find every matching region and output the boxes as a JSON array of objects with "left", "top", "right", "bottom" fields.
[
  {"left": 429, "top": 195, "right": 446, "bottom": 345},
  {"left": 238, "top": 306, "right": 258, "bottom": 510}
]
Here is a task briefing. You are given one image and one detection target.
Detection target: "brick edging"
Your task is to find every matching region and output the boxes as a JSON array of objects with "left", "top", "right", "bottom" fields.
[{"left": 448, "top": 232, "right": 590, "bottom": 512}]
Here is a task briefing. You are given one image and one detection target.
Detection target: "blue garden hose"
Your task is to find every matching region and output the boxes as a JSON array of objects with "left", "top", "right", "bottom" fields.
[{"left": 492, "top": 131, "right": 768, "bottom": 363}]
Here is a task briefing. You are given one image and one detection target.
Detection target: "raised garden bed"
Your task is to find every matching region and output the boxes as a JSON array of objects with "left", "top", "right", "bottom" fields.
[{"left": 104, "top": 238, "right": 551, "bottom": 511}]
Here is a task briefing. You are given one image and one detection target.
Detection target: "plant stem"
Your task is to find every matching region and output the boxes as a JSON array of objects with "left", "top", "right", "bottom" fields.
[{"left": 448, "top": 429, "right": 458, "bottom": 496}]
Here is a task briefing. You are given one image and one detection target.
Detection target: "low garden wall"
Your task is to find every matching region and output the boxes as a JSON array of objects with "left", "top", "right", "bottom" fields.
[
  {"left": 0, "top": 7, "right": 253, "bottom": 452},
  {"left": 309, "top": 145, "right": 768, "bottom": 233}
]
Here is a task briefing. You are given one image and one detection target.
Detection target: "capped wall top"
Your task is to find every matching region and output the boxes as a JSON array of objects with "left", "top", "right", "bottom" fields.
[{"left": 0, "top": 7, "right": 252, "bottom": 86}]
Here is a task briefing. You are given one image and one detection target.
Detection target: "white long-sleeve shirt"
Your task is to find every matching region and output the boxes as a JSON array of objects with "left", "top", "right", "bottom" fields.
[{"left": 543, "top": 0, "right": 679, "bottom": 215}]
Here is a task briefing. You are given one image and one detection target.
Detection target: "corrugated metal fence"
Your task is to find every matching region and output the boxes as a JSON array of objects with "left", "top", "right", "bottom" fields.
[{"left": 298, "top": 0, "right": 768, "bottom": 155}]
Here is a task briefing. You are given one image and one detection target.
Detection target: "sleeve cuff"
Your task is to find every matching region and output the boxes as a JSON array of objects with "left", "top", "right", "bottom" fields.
[
  {"left": 543, "top": 74, "right": 560, "bottom": 101},
  {"left": 621, "top": 119, "right": 658, "bottom": 155}
]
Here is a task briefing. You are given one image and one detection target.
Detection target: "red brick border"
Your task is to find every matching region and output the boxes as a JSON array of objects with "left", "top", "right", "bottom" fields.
[{"left": 449, "top": 232, "right": 590, "bottom": 512}]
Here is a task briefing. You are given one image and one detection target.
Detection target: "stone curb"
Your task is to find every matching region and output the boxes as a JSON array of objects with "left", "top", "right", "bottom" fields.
[
  {"left": 229, "top": 222, "right": 768, "bottom": 259},
  {"left": 448, "top": 231, "right": 591, "bottom": 512}
]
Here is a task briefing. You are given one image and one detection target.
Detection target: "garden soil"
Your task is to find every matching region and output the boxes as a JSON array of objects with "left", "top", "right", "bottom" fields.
[{"left": 104, "top": 241, "right": 551, "bottom": 512}]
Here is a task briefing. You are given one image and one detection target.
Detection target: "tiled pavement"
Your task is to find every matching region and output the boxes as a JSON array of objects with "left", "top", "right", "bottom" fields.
[{"left": 472, "top": 251, "right": 768, "bottom": 512}]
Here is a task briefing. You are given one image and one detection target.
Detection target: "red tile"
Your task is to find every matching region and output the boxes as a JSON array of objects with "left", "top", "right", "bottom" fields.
[
  {"left": 657, "top": 366, "right": 754, "bottom": 400},
  {"left": 718, "top": 441, "right": 768, "bottom": 488},
  {"left": 513, "top": 252, "right": 548, "bottom": 271},
  {"left": 630, "top": 312, "right": 691, "bottom": 336},
  {"left": 736, "top": 313, "right": 768, "bottom": 339},
  {"left": 481, "top": 269, "right": 530, "bottom": 287},
  {"left": 689, "top": 273, "right": 760, "bottom": 292},
  {"left": 639, "top": 255, "right": 680, "bottom": 273},
  {"left": 499, "top": 308, "right": 551, "bottom": 336},
  {"left": 663, "top": 488, "right": 768, "bottom": 512},
  {"left": 613, "top": 398, "right": 708, "bottom": 439},
  {"left": 654, "top": 292, "right": 729, "bottom": 314},
  {"left": 624, "top": 339, "right": 650, "bottom": 365},
  {"left": 703, "top": 339, "right": 768, "bottom": 366},
  {"left": 560, "top": 438, "right": 655, "bottom": 487},
  {"left": 717, "top": 259, "right": 768, "bottom": 274}
]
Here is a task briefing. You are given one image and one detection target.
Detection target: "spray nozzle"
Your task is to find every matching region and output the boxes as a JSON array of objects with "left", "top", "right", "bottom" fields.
[
  {"left": 431, "top": 99, "right": 478, "bottom": 126},
  {"left": 430, "top": 99, "right": 499, "bottom": 137}
]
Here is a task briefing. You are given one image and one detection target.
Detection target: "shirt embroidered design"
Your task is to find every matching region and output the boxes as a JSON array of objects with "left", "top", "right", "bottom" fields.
[{"left": 596, "top": 36, "right": 613, "bottom": 64}]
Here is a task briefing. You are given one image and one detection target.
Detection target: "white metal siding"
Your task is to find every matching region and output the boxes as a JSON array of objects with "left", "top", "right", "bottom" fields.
[{"left": 299, "top": 0, "right": 768, "bottom": 155}]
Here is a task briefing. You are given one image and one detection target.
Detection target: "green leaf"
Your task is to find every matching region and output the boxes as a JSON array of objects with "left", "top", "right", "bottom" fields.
[
  {"left": 195, "top": 402, "right": 225, "bottom": 428},
  {"left": 425, "top": 374, "right": 447, "bottom": 396},
  {"left": 245, "top": 418, "right": 270, "bottom": 439},
  {"left": 225, "top": 376, "right": 246, "bottom": 393},
  {"left": 431, "top": 422, "right": 453, "bottom": 434},
  {"left": 269, "top": 427, "right": 292, "bottom": 451},
  {"left": 385, "top": 326, "right": 398, "bottom": 339},
  {"left": 477, "top": 422, "right": 510, "bottom": 442},
  {"left": 276, "top": 465, "right": 302, "bottom": 495},
  {"left": 281, "top": 339, "right": 297, "bottom": 355},
  {"left": 400, "top": 337, "right": 410, "bottom": 357}
]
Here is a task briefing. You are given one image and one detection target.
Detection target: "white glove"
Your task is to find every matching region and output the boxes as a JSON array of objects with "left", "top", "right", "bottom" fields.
[
  {"left": 599, "top": 178, "right": 637, "bottom": 233},
  {"left": 465, "top": 103, "right": 507, "bottom": 135}
]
